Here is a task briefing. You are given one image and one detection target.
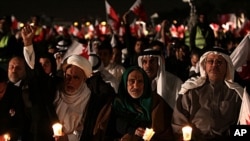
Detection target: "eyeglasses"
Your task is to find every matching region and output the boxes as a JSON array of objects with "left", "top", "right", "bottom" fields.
[{"left": 205, "top": 59, "right": 225, "bottom": 66}]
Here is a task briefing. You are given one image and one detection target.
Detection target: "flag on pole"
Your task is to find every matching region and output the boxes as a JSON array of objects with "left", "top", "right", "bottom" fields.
[
  {"left": 238, "top": 88, "right": 250, "bottom": 125},
  {"left": 11, "top": 15, "right": 19, "bottom": 30},
  {"left": 129, "top": 0, "right": 147, "bottom": 21},
  {"left": 230, "top": 33, "right": 250, "bottom": 71},
  {"left": 105, "top": 0, "right": 120, "bottom": 34},
  {"left": 105, "top": 0, "right": 119, "bottom": 22},
  {"left": 62, "top": 40, "right": 86, "bottom": 62}
]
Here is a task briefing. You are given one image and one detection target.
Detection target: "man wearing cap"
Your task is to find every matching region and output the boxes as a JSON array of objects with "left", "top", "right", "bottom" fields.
[
  {"left": 171, "top": 47, "right": 249, "bottom": 140},
  {"left": 138, "top": 48, "right": 183, "bottom": 109},
  {"left": 22, "top": 25, "right": 116, "bottom": 141}
]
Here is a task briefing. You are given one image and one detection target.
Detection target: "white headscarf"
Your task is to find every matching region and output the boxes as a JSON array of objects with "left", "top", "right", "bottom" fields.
[
  {"left": 54, "top": 81, "right": 91, "bottom": 140},
  {"left": 66, "top": 55, "right": 92, "bottom": 78},
  {"left": 55, "top": 54, "right": 92, "bottom": 140},
  {"left": 138, "top": 49, "right": 166, "bottom": 98},
  {"left": 179, "top": 50, "right": 244, "bottom": 98}
]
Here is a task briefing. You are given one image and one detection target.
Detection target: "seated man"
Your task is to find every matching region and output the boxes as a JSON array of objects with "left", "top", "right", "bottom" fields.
[
  {"left": 172, "top": 47, "right": 248, "bottom": 141},
  {"left": 138, "top": 48, "right": 183, "bottom": 109},
  {"left": 0, "top": 67, "right": 24, "bottom": 141},
  {"left": 22, "top": 24, "right": 116, "bottom": 141},
  {"left": 111, "top": 66, "right": 174, "bottom": 141}
]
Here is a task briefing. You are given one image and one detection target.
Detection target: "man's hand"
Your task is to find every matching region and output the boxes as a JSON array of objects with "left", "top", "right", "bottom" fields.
[
  {"left": 135, "top": 127, "right": 145, "bottom": 137},
  {"left": 21, "top": 25, "right": 35, "bottom": 46},
  {"left": 122, "top": 11, "right": 130, "bottom": 24}
]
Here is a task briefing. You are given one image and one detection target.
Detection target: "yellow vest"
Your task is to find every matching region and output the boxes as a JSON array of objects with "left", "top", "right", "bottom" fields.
[
  {"left": 195, "top": 26, "right": 206, "bottom": 49},
  {"left": 184, "top": 30, "right": 191, "bottom": 50},
  {"left": 0, "top": 35, "right": 9, "bottom": 48}
]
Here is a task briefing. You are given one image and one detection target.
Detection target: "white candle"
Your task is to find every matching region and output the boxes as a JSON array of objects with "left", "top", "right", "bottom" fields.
[
  {"left": 52, "top": 123, "right": 63, "bottom": 136},
  {"left": 143, "top": 128, "right": 155, "bottom": 141},
  {"left": 182, "top": 126, "right": 192, "bottom": 141},
  {"left": 3, "top": 133, "right": 10, "bottom": 141}
]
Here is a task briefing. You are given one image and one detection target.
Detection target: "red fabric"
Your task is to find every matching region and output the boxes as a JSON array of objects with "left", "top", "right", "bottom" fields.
[
  {"left": 105, "top": 0, "right": 120, "bottom": 33},
  {"left": 238, "top": 61, "right": 250, "bottom": 81},
  {"left": 129, "top": 0, "right": 147, "bottom": 22}
]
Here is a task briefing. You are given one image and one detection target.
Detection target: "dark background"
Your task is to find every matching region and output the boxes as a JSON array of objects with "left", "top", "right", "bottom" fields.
[{"left": 1, "top": 0, "right": 250, "bottom": 23}]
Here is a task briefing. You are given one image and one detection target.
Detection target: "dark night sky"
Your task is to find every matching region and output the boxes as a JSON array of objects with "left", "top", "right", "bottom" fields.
[
  {"left": 0, "top": 0, "right": 186, "bottom": 21},
  {"left": 1, "top": 0, "right": 249, "bottom": 23}
]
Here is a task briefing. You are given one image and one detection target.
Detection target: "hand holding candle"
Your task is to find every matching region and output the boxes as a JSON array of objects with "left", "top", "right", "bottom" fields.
[
  {"left": 52, "top": 123, "right": 63, "bottom": 137},
  {"left": 182, "top": 126, "right": 192, "bottom": 141}
]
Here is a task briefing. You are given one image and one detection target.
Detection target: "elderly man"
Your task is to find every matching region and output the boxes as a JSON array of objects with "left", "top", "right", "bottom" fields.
[
  {"left": 171, "top": 47, "right": 248, "bottom": 141},
  {"left": 138, "top": 48, "right": 183, "bottom": 109},
  {"left": 111, "top": 66, "right": 174, "bottom": 141},
  {"left": 22, "top": 25, "right": 116, "bottom": 141}
]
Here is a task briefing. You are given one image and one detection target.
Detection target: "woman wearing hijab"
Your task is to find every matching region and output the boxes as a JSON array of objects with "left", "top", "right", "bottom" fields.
[{"left": 111, "top": 66, "right": 174, "bottom": 141}]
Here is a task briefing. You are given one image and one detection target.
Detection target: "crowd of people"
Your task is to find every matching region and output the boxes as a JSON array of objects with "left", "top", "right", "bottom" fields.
[{"left": 0, "top": 7, "right": 250, "bottom": 141}]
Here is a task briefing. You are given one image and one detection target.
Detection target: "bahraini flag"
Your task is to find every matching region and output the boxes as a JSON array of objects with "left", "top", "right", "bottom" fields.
[
  {"left": 230, "top": 33, "right": 250, "bottom": 71},
  {"left": 238, "top": 88, "right": 250, "bottom": 125},
  {"left": 105, "top": 0, "right": 120, "bottom": 33},
  {"left": 61, "top": 40, "right": 86, "bottom": 62},
  {"left": 129, "top": 0, "right": 147, "bottom": 21},
  {"left": 105, "top": 0, "right": 119, "bottom": 22}
]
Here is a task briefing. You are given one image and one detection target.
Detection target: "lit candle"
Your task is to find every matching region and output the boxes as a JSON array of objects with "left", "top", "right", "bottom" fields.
[
  {"left": 3, "top": 133, "right": 10, "bottom": 141},
  {"left": 182, "top": 126, "right": 192, "bottom": 141},
  {"left": 52, "top": 123, "right": 63, "bottom": 136},
  {"left": 143, "top": 128, "right": 155, "bottom": 141}
]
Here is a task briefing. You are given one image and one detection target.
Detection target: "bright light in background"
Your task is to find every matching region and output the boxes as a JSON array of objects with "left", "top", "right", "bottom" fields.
[
  {"left": 173, "top": 20, "right": 177, "bottom": 25},
  {"left": 85, "top": 21, "right": 91, "bottom": 26},
  {"left": 19, "top": 22, "right": 24, "bottom": 28},
  {"left": 73, "top": 21, "right": 78, "bottom": 27},
  {"left": 101, "top": 21, "right": 106, "bottom": 26}
]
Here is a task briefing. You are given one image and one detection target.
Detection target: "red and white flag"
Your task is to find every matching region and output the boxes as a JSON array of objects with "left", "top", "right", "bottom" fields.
[
  {"left": 94, "top": 19, "right": 101, "bottom": 36},
  {"left": 238, "top": 88, "right": 250, "bottom": 125},
  {"left": 129, "top": 0, "right": 147, "bottom": 21},
  {"left": 11, "top": 15, "right": 19, "bottom": 30},
  {"left": 105, "top": 0, "right": 119, "bottom": 22},
  {"left": 105, "top": 0, "right": 120, "bottom": 33},
  {"left": 230, "top": 33, "right": 250, "bottom": 71},
  {"left": 62, "top": 40, "right": 87, "bottom": 62}
]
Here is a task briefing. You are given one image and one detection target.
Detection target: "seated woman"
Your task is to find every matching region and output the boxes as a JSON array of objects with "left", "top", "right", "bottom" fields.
[{"left": 110, "top": 66, "right": 174, "bottom": 141}]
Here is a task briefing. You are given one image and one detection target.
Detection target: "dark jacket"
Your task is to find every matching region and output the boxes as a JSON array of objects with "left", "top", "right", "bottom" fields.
[
  {"left": 114, "top": 93, "right": 174, "bottom": 141},
  {"left": 0, "top": 82, "right": 24, "bottom": 141},
  {"left": 80, "top": 72, "right": 116, "bottom": 141},
  {"left": 20, "top": 62, "right": 58, "bottom": 141}
]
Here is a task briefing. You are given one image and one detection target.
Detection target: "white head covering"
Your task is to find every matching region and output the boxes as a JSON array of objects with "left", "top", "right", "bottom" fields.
[
  {"left": 66, "top": 55, "right": 92, "bottom": 78},
  {"left": 138, "top": 48, "right": 183, "bottom": 108},
  {"left": 179, "top": 48, "right": 244, "bottom": 98},
  {"left": 138, "top": 48, "right": 166, "bottom": 98}
]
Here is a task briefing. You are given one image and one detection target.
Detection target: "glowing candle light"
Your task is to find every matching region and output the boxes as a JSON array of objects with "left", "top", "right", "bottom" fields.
[
  {"left": 182, "top": 126, "right": 192, "bottom": 141},
  {"left": 3, "top": 133, "right": 10, "bottom": 141},
  {"left": 52, "top": 123, "right": 63, "bottom": 136},
  {"left": 143, "top": 128, "right": 155, "bottom": 141}
]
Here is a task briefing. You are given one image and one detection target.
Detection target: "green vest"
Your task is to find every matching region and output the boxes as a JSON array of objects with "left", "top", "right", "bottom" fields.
[
  {"left": 184, "top": 30, "right": 191, "bottom": 50},
  {"left": 195, "top": 26, "right": 206, "bottom": 49},
  {"left": 0, "top": 35, "right": 9, "bottom": 48}
]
